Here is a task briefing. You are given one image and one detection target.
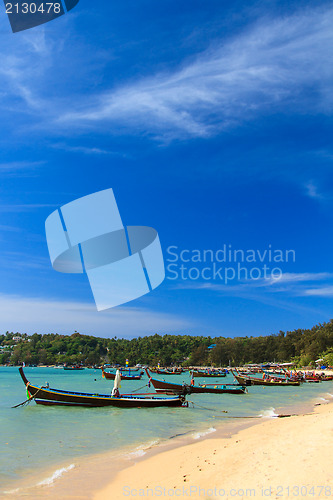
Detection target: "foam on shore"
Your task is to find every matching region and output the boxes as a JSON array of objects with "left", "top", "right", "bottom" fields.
[
  {"left": 192, "top": 427, "right": 216, "bottom": 439},
  {"left": 36, "top": 464, "right": 75, "bottom": 486},
  {"left": 124, "top": 440, "right": 160, "bottom": 459},
  {"left": 259, "top": 406, "right": 278, "bottom": 417}
]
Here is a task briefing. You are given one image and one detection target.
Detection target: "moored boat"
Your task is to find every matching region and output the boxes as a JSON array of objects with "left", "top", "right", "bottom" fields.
[
  {"left": 192, "top": 370, "right": 227, "bottom": 378},
  {"left": 145, "top": 369, "right": 246, "bottom": 394},
  {"left": 63, "top": 365, "right": 85, "bottom": 370},
  {"left": 101, "top": 368, "right": 142, "bottom": 381},
  {"left": 232, "top": 370, "right": 300, "bottom": 386},
  {"left": 18, "top": 367, "right": 186, "bottom": 408},
  {"left": 149, "top": 367, "right": 184, "bottom": 375},
  {"left": 155, "top": 369, "right": 181, "bottom": 375}
]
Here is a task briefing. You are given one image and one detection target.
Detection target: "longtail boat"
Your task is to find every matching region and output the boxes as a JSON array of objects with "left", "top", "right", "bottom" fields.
[
  {"left": 120, "top": 367, "right": 141, "bottom": 372},
  {"left": 232, "top": 370, "right": 300, "bottom": 386},
  {"left": 101, "top": 368, "right": 142, "bottom": 381},
  {"left": 149, "top": 368, "right": 183, "bottom": 375},
  {"left": 119, "top": 367, "right": 144, "bottom": 374},
  {"left": 277, "top": 367, "right": 327, "bottom": 383},
  {"left": 63, "top": 365, "right": 84, "bottom": 370},
  {"left": 145, "top": 369, "right": 246, "bottom": 394},
  {"left": 301, "top": 372, "right": 333, "bottom": 382},
  {"left": 192, "top": 370, "right": 227, "bottom": 378},
  {"left": 18, "top": 367, "right": 185, "bottom": 408},
  {"left": 156, "top": 369, "right": 181, "bottom": 375}
]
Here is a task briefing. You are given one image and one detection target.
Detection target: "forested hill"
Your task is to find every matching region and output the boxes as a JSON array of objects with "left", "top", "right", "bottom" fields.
[{"left": 1, "top": 319, "right": 333, "bottom": 367}]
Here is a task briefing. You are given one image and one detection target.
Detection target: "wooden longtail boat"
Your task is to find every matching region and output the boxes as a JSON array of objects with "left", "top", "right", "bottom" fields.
[
  {"left": 302, "top": 376, "right": 321, "bottom": 383},
  {"left": 149, "top": 368, "right": 183, "bottom": 375},
  {"left": 101, "top": 368, "right": 142, "bottom": 381},
  {"left": 301, "top": 373, "right": 333, "bottom": 382},
  {"left": 63, "top": 366, "right": 84, "bottom": 370},
  {"left": 145, "top": 369, "right": 246, "bottom": 394},
  {"left": 105, "top": 367, "right": 144, "bottom": 375},
  {"left": 118, "top": 368, "right": 144, "bottom": 374},
  {"left": 192, "top": 370, "right": 227, "bottom": 378},
  {"left": 278, "top": 366, "right": 324, "bottom": 383},
  {"left": 156, "top": 369, "right": 181, "bottom": 375},
  {"left": 232, "top": 370, "right": 300, "bottom": 386},
  {"left": 18, "top": 367, "right": 185, "bottom": 408}
]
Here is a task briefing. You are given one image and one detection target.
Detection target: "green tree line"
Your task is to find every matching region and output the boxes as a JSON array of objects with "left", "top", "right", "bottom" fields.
[{"left": 1, "top": 320, "right": 333, "bottom": 367}]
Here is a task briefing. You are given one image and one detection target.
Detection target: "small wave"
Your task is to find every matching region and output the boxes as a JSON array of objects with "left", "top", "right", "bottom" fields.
[
  {"left": 259, "top": 407, "right": 278, "bottom": 418},
  {"left": 126, "top": 449, "right": 147, "bottom": 459},
  {"left": 37, "top": 464, "right": 75, "bottom": 486},
  {"left": 3, "top": 488, "right": 20, "bottom": 495},
  {"left": 192, "top": 427, "right": 216, "bottom": 439},
  {"left": 169, "top": 431, "right": 193, "bottom": 440},
  {"left": 125, "top": 440, "right": 160, "bottom": 459}
]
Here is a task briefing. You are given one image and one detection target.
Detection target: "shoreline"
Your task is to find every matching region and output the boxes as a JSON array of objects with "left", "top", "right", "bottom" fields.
[
  {"left": 94, "top": 399, "right": 333, "bottom": 500},
  {"left": 3, "top": 385, "right": 333, "bottom": 499},
  {"left": 2, "top": 411, "right": 261, "bottom": 499}
]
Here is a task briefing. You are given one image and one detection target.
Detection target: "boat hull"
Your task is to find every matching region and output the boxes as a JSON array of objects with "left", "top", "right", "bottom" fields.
[
  {"left": 146, "top": 370, "right": 246, "bottom": 394},
  {"left": 63, "top": 367, "right": 84, "bottom": 370},
  {"left": 101, "top": 369, "right": 142, "bottom": 381},
  {"left": 192, "top": 371, "right": 226, "bottom": 378},
  {"left": 232, "top": 372, "right": 300, "bottom": 386},
  {"left": 156, "top": 370, "right": 181, "bottom": 375},
  {"left": 19, "top": 368, "right": 184, "bottom": 408}
]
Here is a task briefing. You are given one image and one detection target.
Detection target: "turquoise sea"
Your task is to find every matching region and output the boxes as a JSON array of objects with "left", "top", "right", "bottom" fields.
[{"left": 1, "top": 366, "right": 333, "bottom": 496}]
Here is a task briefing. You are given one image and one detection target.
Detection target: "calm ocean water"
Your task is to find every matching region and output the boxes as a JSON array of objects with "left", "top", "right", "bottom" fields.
[{"left": 1, "top": 366, "right": 332, "bottom": 494}]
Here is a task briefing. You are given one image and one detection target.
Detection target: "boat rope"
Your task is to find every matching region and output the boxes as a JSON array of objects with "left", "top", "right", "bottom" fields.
[
  {"left": 187, "top": 401, "right": 303, "bottom": 419},
  {"left": 212, "top": 413, "right": 310, "bottom": 419},
  {"left": 12, "top": 386, "right": 43, "bottom": 408},
  {"left": 187, "top": 401, "right": 228, "bottom": 413},
  {"left": 212, "top": 415, "right": 266, "bottom": 419},
  {"left": 128, "top": 383, "right": 149, "bottom": 393}
]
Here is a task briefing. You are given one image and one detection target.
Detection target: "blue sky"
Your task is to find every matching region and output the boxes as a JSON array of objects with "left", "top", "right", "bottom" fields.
[{"left": 0, "top": 0, "right": 333, "bottom": 338}]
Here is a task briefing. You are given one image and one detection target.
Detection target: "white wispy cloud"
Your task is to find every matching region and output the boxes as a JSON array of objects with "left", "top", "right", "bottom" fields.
[
  {"left": 1, "top": 6, "right": 333, "bottom": 140},
  {"left": 173, "top": 272, "right": 333, "bottom": 290},
  {"left": 305, "top": 182, "right": 323, "bottom": 200},
  {"left": 0, "top": 294, "right": 192, "bottom": 337},
  {"left": 55, "top": 7, "right": 333, "bottom": 139},
  {"left": 303, "top": 179, "right": 333, "bottom": 203},
  {"left": 304, "top": 286, "right": 333, "bottom": 297},
  {"left": 0, "top": 27, "right": 60, "bottom": 116},
  {"left": 171, "top": 271, "right": 333, "bottom": 305},
  {"left": 304, "top": 285, "right": 333, "bottom": 297},
  {"left": 171, "top": 280, "right": 329, "bottom": 316},
  {"left": 0, "top": 251, "right": 50, "bottom": 270},
  {"left": 268, "top": 272, "right": 333, "bottom": 284},
  {"left": 51, "top": 143, "right": 130, "bottom": 157},
  {"left": 0, "top": 224, "right": 20, "bottom": 232},
  {"left": 0, "top": 161, "right": 46, "bottom": 175},
  {"left": 0, "top": 55, "right": 44, "bottom": 111},
  {"left": 267, "top": 273, "right": 333, "bottom": 298},
  {"left": 0, "top": 204, "right": 57, "bottom": 212}
]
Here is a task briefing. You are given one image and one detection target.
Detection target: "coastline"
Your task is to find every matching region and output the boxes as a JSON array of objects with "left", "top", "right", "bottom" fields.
[
  {"left": 3, "top": 385, "right": 333, "bottom": 499},
  {"left": 94, "top": 399, "right": 333, "bottom": 500},
  {"left": 2, "top": 412, "right": 260, "bottom": 499}
]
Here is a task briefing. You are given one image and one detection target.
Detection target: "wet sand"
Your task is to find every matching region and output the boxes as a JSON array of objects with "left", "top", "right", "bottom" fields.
[{"left": 94, "top": 401, "right": 333, "bottom": 500}]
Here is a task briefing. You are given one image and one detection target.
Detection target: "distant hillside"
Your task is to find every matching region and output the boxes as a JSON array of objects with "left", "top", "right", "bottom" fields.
[{"left": 1, "top": 320, "right": 333, "bottom": 367}]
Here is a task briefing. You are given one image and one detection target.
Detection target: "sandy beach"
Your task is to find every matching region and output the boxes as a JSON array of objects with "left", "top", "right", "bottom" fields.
[{"left": 94, "top": 401, "right": 333, "bottom": 500}]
